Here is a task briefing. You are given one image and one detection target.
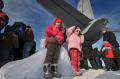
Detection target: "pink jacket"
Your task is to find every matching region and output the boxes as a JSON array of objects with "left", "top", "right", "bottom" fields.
[
  {"left": 45, "top": 25, "right": 64, "bottom": 46},
  {"left": 67, "top": 26, "right": 84, "bottom": 52}
]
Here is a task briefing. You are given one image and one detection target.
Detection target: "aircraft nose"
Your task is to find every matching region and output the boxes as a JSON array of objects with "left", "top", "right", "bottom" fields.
[{"left": 102, "top": 18, "right": 108, "bottom": 25}]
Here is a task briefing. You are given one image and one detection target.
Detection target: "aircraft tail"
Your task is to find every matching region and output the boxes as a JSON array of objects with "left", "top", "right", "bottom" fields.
[{"left": 77, "top": 0, "right": 95, "bottom": 19}]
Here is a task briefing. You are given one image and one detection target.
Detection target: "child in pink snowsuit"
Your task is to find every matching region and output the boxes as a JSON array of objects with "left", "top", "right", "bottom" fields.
[{"left": 67, "top": 26, "right": 84, "bottom": 76}]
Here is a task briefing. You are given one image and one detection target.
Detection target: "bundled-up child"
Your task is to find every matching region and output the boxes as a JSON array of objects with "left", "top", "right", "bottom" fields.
[
  {"left": 101, "top": 41, "right": 117, "bottom": 71},
  {"left": 67, "top": 26, "right": 84, "bottom": 76}
]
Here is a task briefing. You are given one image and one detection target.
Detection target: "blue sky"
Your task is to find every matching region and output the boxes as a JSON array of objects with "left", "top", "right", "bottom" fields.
[{"left": 3, "top": 0, "right": 120, "bottom": 50}]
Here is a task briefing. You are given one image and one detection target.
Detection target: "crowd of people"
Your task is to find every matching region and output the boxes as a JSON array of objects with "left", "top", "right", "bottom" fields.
[
  {"left": 0, "top": 0, "right": 120, "bottom": 79},
  {"left": 0, "top": 0, "right": 36, "bottom": 68},
  {"left": 42, "top": 18, "right": 120, "bottom": 79}
]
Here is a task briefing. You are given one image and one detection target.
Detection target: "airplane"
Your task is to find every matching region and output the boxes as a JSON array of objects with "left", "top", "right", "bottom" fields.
[{"left": 37, "top": 0, "right": 109, "bottom": 45}]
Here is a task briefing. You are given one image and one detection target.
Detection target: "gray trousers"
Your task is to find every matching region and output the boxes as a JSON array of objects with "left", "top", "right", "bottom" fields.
[{"left": 44, "top": 43, "right": 60, "bottom": 64}]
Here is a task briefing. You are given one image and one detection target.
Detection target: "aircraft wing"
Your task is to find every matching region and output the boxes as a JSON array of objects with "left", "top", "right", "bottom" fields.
[
  {"left": 107, "top": 28, "right": 120, "bottom": 32},
  {"left": 37, "top": 0, "right": 92, "bottom": 30}
]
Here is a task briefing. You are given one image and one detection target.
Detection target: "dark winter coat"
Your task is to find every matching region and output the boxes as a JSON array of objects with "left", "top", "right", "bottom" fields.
[
  {"left": 103, "top": 31, "right": 120, "bottom": 58},
  {"left": 82, "top": 41, "right": 94, "bottom": 59},
  {"left": 103, "top": 31, "right": 119, "bottom": 47}
]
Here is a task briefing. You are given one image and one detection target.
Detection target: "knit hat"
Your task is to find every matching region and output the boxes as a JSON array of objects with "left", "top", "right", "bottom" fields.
[
  {"left": 53, "top": 18, "right": 62, "bottom": 25},
  {"left": 0, "top": 11, "right": 9, "bottom": 27}
]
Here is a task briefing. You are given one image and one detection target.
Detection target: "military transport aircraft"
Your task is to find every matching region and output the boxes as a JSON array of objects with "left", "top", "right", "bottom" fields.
[{"left": 37, "top": 0, "right": 120, "bottom": 45}]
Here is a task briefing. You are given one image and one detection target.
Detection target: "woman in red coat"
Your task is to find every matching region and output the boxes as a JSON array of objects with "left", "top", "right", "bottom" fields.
[{"left": 43, "top": 18, "right": 64, "bottom": 79}]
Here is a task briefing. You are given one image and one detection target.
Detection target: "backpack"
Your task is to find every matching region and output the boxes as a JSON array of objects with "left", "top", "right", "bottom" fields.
[{"left": 14, "top": 25, "right": 26, "bottom": 41}]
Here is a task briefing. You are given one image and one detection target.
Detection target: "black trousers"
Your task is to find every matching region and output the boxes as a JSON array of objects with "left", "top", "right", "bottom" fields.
[
  {"left": 104, "top": 58, "right": 117, "bottom": 70},
  {"left": 0, "top": 50, "right": 9, "bottom": 68},
  {"left": 82, "top": 57, "right": 98, "bottom": 69},
  {"left": 95, "top": 57, "right": 103, "bottom": 68},
  {"left": 44, "top": 43, "right": 60, "bottom": 64},
  {"left": 114, "top": 58, "right": 120, "bottom": 69}
]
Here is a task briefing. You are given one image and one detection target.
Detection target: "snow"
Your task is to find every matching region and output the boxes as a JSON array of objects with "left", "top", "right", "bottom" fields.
[
  {"left": 0, "top": 47, "right": 120, "bottom": 79},
  {"left": 53, "top": 69, "right": 120, "bottom": 79}
]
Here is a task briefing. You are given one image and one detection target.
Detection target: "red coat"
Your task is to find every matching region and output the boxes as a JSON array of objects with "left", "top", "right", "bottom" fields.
[
  {"left": 45, "top": 25, "right": 64, "bottom": 46},
  {"left": 103, "top": 42, "right": 114, "bottom": 58}
]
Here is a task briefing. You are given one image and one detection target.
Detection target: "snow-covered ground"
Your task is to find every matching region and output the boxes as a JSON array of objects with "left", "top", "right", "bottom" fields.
[
  {"left": 0, "top": 47, "right": 120, "bottom": 79},
  {"left": 1, "top": 67, "right": 120, "bottom": 79},
  {"left": 53, "top": 69, "right": 120, "bottom": 79},
  {"left": 80, "top": 69, "right": 120, "bottom": 79}
]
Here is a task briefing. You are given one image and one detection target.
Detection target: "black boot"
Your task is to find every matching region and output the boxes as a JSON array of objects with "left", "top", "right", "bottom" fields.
[
  {"left": 51, "top": 64, "right": 61, "bottom": 78},
  {"left": 43, "top": 64, "right": 53, "bottom": 79}
]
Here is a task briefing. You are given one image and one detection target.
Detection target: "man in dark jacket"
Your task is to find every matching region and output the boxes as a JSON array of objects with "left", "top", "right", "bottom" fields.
[
  {"left": 102, "top": 28, "right": 120, "bottom": 70},
  {"left": 0, "top": 10, "right": 19, "bottom": 68},
  {"left": 11, "top": 21, "right": 27, "bottom": 60}
]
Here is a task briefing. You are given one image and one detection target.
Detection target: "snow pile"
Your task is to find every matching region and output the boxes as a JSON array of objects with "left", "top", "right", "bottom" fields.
[{"left": 0, "top": 47, "right": 120, "bottom": 79}]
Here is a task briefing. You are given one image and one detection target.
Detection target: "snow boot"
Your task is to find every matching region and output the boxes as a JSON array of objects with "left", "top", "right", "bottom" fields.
[
  {"left": 43, "top": 63, "right": 53, "bottom": 79},
  {"left": 51, "top": 64, "right": 61, "bottom": 78}
]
